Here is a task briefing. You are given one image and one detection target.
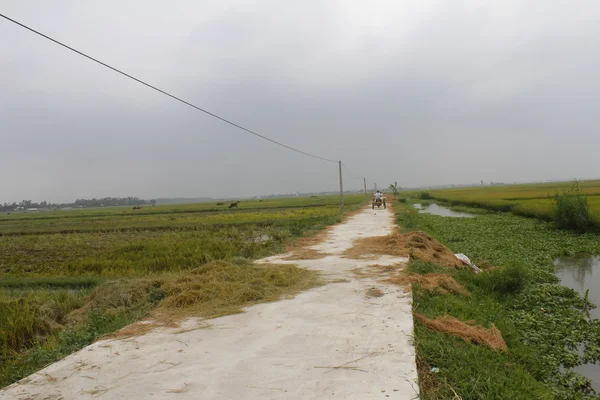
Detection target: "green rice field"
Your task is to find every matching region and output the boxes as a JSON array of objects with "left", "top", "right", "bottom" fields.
[{"left": 419, "top": 180, "right": 600, "bottom": 224}]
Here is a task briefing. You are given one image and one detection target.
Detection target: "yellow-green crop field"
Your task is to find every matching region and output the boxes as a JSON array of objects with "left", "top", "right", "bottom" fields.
[{"left": 420, "top": 180, "right": 600, "bottom": 224}]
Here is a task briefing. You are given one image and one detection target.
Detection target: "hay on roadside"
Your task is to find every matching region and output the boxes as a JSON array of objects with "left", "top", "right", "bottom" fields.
[
  {"left": 365, "top": 287, "right": 385, "bottom": 298},
  {"left": 282, "top": 248, "right": 328, "bottom": 260},
  {"left": 386, "top": 273, "right": 469, "bottom": 296},
  {"left": 369, "top": 264, "right": 404, "bottom": 274},
  {"left": 109, "top": 319, "right": 179, "bottom": 339},
  {"left": 160, "top": 262, "right": 321, "bottom": 316},
  {"left": 66, "top": 279, "right": 159, "bottom": 325},
  {"left": 67, "top": 261, "right": 321, "bottom": 334},
  {"left": 351, "top": 264, "right": 404, "bottom": 279},
  {"left": 414, "top": 313, "right": 507, "bottom": 351},
  {"left": 287, "top": 230, "right": 330, "bottom": 250},
  {"left": 343, "top": 230, "right": 464, "bottom": 268}
]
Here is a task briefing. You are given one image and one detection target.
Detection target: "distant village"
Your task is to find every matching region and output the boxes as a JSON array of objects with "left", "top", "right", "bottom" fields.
[{"left": 1, "top": 197, "right": 154, "bottom": 213}]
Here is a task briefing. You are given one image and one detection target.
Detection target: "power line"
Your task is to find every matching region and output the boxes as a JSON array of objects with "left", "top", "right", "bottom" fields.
[
  {"left": 342, "top": 162, "right": 363, "bottom": 180},
  {"left": 0, "top": 13, "right": 338, "bottom": 164}
]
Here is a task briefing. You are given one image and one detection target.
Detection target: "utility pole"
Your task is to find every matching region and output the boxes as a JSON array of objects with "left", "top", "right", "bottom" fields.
[
  {"left": 338, "top": 161, "right": 344, "bottom": 209},
  {"left": 364, "top": 177, "right": 367, "bottom": 196}
]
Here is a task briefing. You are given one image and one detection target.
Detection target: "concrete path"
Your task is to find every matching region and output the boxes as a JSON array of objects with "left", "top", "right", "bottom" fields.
[{"left": 1, "top": 206, "right": 418, "bottom": 400}]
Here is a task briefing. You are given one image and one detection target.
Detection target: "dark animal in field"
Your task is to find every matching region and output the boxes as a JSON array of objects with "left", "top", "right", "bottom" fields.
[
  {"left": 228, "top": 202, "right": 239, "bottom": 209},
  {"left": 6, "top": 213, "right": 10, "bottom": 215},
  {"left": 132, "top": 206, "right": 142, "bottom": 210}
]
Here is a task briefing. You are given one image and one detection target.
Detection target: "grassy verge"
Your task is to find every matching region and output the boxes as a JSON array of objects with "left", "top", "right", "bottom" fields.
[{"left": 396, "top": 203, "right": 600, "bottom": 399}]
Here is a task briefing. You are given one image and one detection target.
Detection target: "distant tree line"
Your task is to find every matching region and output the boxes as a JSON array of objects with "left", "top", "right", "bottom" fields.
[{"left": 1, "top": 197, "right": 154, "bottom": 212}]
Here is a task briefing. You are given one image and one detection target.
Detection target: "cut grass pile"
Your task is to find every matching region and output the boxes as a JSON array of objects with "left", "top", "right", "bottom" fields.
[
  {"left": 343, "top": 229, "right": 463, "bottom": 267},
  {"left": 161, "top": 261, "right": 320, "bottom": 317},
  {"left": 68, "top": 260, "right": 320, "bottom": 322},
  {"left": 282, "top": 248, "right": 329, "bottom": 260},
  {"left": 351, "top": 263, "right": 404, "bottom": 279},
  {"left": 414, "top": 313, "right": 507, "bottom": 351},
  {"left": 365, "top": 287, "right": 385, "bottom": 298},
  {"left": 386, "top": 273, "right": 468, "bottom": 296}
]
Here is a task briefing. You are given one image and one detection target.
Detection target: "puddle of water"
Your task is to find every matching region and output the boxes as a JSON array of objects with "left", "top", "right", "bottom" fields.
[
  {"left": 554, "top": 254, "right": 600, "bottom": 392},
  {"left": 412, "top": 203, "right": 475, "bottom": 218}
]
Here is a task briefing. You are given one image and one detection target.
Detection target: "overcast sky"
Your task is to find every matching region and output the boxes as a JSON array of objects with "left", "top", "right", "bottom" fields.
[{"left": 2, "top": 1, "right": 600, "bottom": 203}]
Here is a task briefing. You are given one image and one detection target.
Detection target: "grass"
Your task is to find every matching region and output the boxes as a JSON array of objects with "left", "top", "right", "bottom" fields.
[
  {"left": 1, "top": 307, "right": 143, "bottom": 387},
  {"left": 553, "top": 180, "right": 593, "bottom": 232},
  {"left": 0, "top": 290, "right": 85, "bottom": 355},
  {"left": 396, "top": 203, "right": 600, "bottom": 399},
  {"left": 406, "top": 260, "right": 552, "bottom": 399},
  {"left": 0, "top": 195, "right": 363, "bottom": 389},
  {"left": 0, "top": 277, "right": 100, "bottom": 289},
  {"left": 411, "top": 180, "right": 600, "bottom": 228}
]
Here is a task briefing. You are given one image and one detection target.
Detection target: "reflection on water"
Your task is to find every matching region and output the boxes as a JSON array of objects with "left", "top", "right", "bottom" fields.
[
  {"left": 412, "top": 203, "right": 475, "bottom": 218},
  {"left": 554, "top": 255, "right": 600, "bottom": 318},
  {"left": 554, "top": 254, "right": 600, "bottom": 392}
]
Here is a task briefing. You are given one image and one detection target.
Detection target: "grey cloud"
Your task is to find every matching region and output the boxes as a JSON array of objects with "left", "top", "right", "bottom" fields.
[{"left": 2, "top": 1, "right": 600, "bottom": 203}]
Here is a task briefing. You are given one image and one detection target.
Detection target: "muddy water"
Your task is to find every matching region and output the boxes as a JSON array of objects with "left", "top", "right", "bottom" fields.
[
  {"left": 413, "top": 203, "right": 475, "bottom": 218},
  {"left": 554, "top": 255, "right": 600, "bottom": 392}
]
